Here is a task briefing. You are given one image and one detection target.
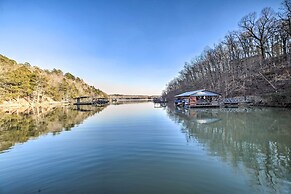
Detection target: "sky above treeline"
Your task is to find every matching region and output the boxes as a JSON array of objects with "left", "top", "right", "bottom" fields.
[{"left": 0, "top": 0, "right": 282, "bottom": 95}]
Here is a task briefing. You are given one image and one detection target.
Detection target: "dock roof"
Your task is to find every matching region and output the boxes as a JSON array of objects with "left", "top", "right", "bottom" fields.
[
  {"left": 175, "top": 89, "right": 220, "bottom": 97},
  {"left": 73, "top": 96, "right": 90, "bottom": 99}
]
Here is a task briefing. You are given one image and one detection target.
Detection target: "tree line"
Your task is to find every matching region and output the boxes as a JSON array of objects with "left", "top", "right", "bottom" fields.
[
  {"left": 0, "top": 54, "right": 107, "bottom": 103},
  {"left": 163, "top": 0, "right": 291, "bottom": 100}
]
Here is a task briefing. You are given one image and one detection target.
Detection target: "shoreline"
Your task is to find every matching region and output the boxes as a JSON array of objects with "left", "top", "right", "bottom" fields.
[
  {"left": 0, "top": 101, "right": 71, "bottom": 115},
  {"left": 168, "top": 94, "right": 291, "bottom": 108},
  {"left": 0, "top": 101, "right": 70, "bottom": 108}
]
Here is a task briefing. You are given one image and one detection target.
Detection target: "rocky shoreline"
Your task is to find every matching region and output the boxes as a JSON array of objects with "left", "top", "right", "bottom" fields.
[
  {"left": 0, "top": 98, "right": 70, "bottom": 108},
  {"left": 223, "top": 93, "right": 291, "bottom": 108}
]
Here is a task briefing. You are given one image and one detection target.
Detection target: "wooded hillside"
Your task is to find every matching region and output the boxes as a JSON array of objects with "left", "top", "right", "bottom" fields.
[
  {"left": 163, "top": 0, "right": 291, "bottom": 106},
  {"left": 0, "top": 54, "right": 107, "bottom": 104}
]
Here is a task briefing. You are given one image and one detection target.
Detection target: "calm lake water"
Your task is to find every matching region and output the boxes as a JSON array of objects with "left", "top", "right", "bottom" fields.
[{"left": 0, "top": 103, "right": 291, "bottom": 194}]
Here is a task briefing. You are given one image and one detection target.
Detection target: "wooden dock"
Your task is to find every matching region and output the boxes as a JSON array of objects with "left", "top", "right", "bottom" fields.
[{"left": 189, "top": 104, "right": 220, "bottom": 108}]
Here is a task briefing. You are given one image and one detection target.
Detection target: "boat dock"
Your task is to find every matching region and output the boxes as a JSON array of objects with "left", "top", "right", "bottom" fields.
[
  {"left": 73, "top": 96, "right": 109, "bottom": 105},
  {"left": 174, "top": 89, "right": 254, "bottom": 109}
]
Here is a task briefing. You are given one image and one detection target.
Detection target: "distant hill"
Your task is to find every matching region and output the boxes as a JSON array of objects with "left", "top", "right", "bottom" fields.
[{"left": 0, "top": 54, "right": 107, "bottom": 105}]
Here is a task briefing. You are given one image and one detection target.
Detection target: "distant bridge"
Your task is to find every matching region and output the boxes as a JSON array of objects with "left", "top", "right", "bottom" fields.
[
  {"left": 109, "top": 95, "right": 160, "bottom": 102},
  {"left": 73, "top": 95, "right": 161, "bottom": 104}
]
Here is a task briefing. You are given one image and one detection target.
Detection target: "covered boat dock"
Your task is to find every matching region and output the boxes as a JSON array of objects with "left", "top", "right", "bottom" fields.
[
  {"left": 73, "top": 96, "right": 109, "bottom": 105},
  {"left": 175, "top": 89, "right": 221, "bottom": 108}
]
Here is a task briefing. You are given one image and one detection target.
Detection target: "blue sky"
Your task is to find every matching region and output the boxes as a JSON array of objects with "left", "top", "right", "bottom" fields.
[{"left": 0, "top": 0, "right": 281, "bottom": 95}]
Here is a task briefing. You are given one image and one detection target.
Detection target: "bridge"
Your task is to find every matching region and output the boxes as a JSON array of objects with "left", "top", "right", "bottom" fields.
[{"left": 109, "top": 94, "right": 159, "bottom": 102}]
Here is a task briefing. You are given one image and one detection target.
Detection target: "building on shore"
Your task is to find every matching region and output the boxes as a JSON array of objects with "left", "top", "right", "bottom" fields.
[{"left": 175, "top": 89, "right": 221, "bottom": 108}]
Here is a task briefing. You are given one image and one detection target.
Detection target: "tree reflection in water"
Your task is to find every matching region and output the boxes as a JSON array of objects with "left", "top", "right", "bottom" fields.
[
  {"left": 167, "top": 106, "right": 291, "bottom": 193},
  {"left": 0, "top": 105, "right": 107, "bottom": 153}
]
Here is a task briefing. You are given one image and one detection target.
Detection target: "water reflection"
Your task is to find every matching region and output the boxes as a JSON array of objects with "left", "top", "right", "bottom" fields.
[
  {"left": 0, "top": 105, "right": 107, "bottom": 153},
  {"left": 153, "top": 102, "right": 167, "bottom": 108},
  {"left": 167, "top": 106, "right": 291, "bottom": 193}
]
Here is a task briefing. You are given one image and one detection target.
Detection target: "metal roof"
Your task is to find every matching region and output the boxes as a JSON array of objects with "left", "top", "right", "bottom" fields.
[
  {"left": 175, "top": 89, "right": 220, "bottom": 97},
  {"left": 191, "top": 91, "right": 220, "bottom": 97}
]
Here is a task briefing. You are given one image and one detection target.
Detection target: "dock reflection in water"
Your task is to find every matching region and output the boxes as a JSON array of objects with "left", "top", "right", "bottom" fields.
[
  {"left": 167, "top": 106, "right": 291, "bottom": 193},
  {"left": 0, "top": 105, "right": 107, "bottom": 153}
]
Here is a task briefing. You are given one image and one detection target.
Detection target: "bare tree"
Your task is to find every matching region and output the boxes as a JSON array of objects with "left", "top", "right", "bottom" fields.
[
  {"left": 279, "top": 0, "right": 291, "bottom": 36},
  {"left": 239, "top": 8, "right": 277, "bottom": 59},
  {"left": 224, "top": 32, "right": 240, "bottom": 60}
]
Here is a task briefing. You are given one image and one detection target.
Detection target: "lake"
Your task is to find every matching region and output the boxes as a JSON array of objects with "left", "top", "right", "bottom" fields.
[{"left": 0, "top": 103, "right": 290, "bottom": 194}]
